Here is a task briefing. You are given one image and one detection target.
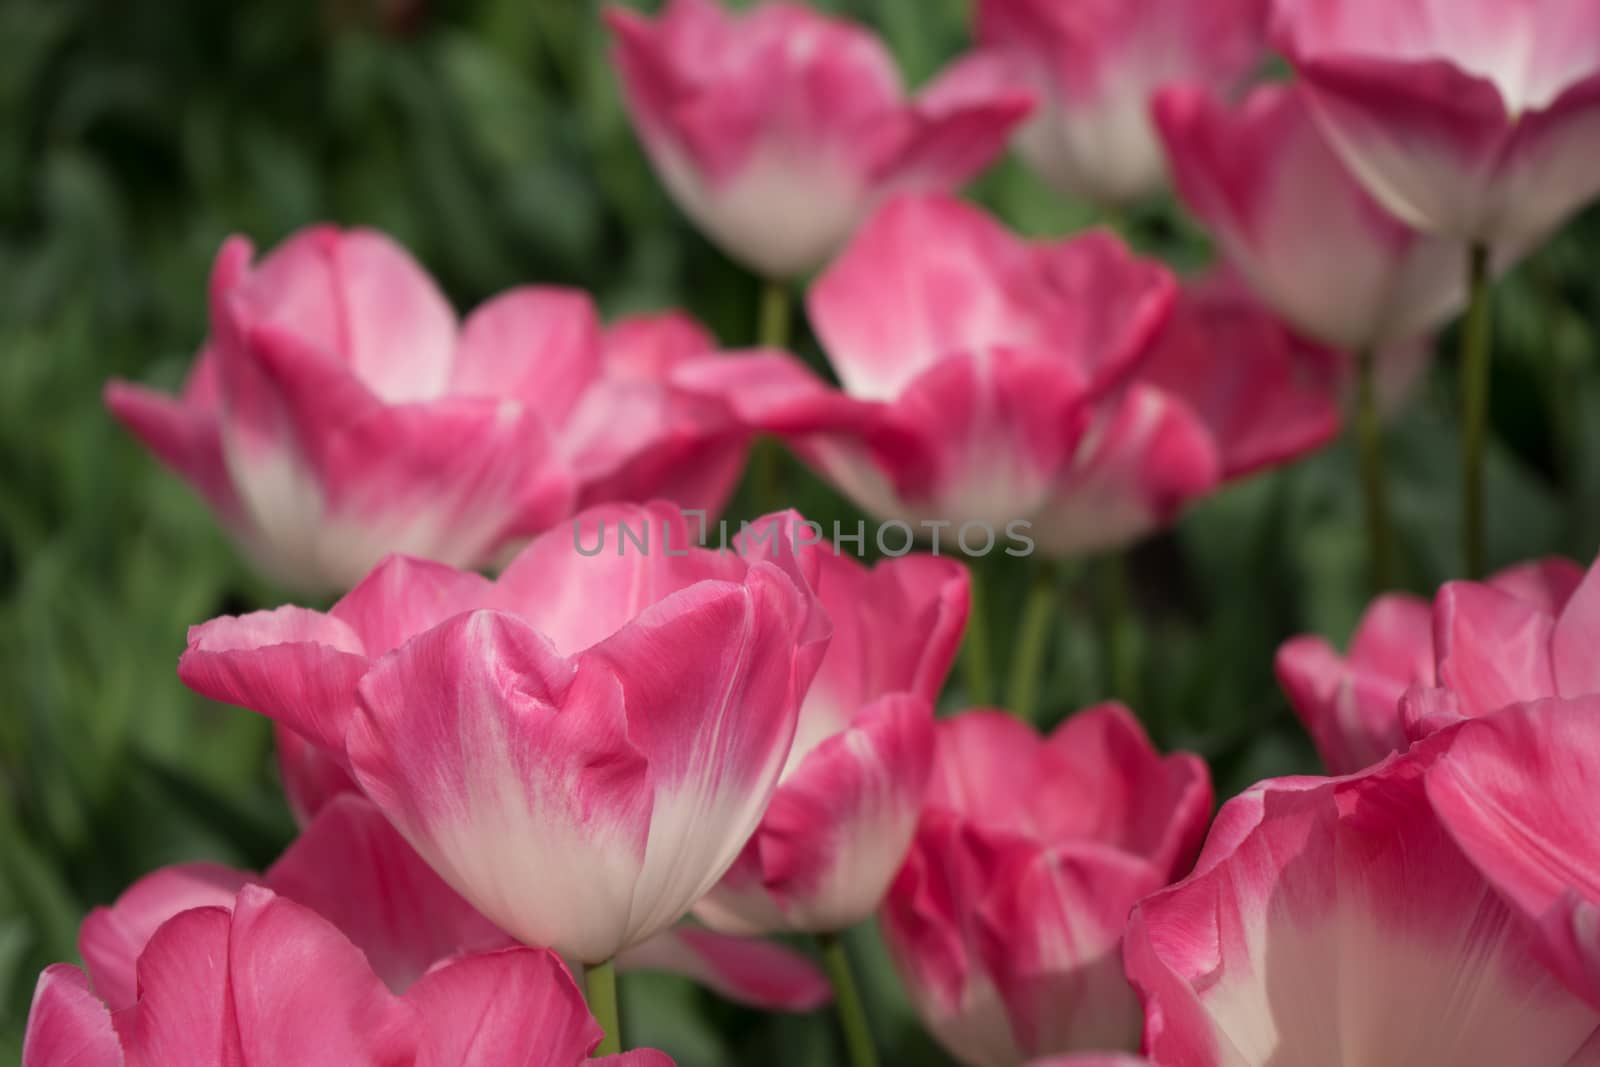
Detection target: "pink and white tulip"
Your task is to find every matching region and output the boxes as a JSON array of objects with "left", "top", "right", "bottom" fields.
[
  {"left": 1274, "top": 0, "right": 1600, "bottom": 244},
  {"left": 1276, "top": 556, "right": 1584, "bottom": 772},
  {"left": 1125, "top": 745, "right": 1600, "bottom": 1066},
  {"left": 25, "top": 884, "right": 671, "bottom": 1067},
  {"left": 687, "top": 194, "right": 1337, "bottom": 559},
  {"left": 1154, "top": 82, "right": 1470, "bottom": 353},
  {"left": 106, "top": 227, "right": 753, "bottom": 593},
  {"left": 1427, "top": 696, "right": 1600, "bottom": 1010},
  {"left": 967, "top": 0, "right": 1270, "bottom": 206},
  {"left": 881, "top": 706, "right": 1212, "bottom": 1067},
  {"left": 605, "top": 0, "right": 1031, "bottom": 279},
  {"left": 178, "top": 503, "right": 828, "bottom": 964},
  {"left": 695, "top": 551, "right": 968, "bottom": 935}
]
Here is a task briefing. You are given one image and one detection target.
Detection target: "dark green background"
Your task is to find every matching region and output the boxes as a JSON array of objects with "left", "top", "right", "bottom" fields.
[{"left": 2, "top": 0, "right": 1597, "bottom": 1060}]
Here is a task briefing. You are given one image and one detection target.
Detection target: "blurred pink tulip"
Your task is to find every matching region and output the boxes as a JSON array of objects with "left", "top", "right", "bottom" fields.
[
  {"left": 1274, "top": 0, "right": 1600, "bottom": 243},
  {"left": 695, "top": 551, "right": 968, "bottom": 935},
  {"left": 106, "top": 227, "right": 754, "bottom": 593},
  {"left": 689, "top": 195, "right": 1338, "bottom": 558},
  {"left": 74, "top": 794, "right": 830, "bottom": 1017},
  {"left": 177, "top": 503, "right": 828, "bottom": 964},
  {"left": 24, "top": 884, "right": 672, "bottom": 1067},
  {"left": 606, "top": 0, "right": 1031, "bottom": 279},
  {"left": 967, "top": 0, "right": 1270, "bottom": 206},
  {"left": 880, "top": 706, "right": 1211, "bottom": 1067},
  {"left": 1427, "top": 696, "right": 1600, "bottom": 1010},
  {"left": 1276, "top": 556, "right": 1584, "bottom": 773},
  {"left": 1126, "top": 745, "right": 1600, "bottom": 1066},
  {"left": 1155, "top": 82, "right": 1471, "bottom": 354}
]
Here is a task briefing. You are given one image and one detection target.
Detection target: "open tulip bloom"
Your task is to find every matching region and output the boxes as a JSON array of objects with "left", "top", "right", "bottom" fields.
[
  {"left": 605, "top": 0, "right": 1032, "bottom": 280},
  {"left": 1124, "top": 741, "right": 1600, "bottom": 1067},
  {"left": 965, "top": 0, "right": 1269, "bottom": 207},
  {"left": 689, "top": 193, "right": 1339, "bottom": 560},
  {"left": 106, "top": 226, "right": 757, "bottom": 594},
  {"left": 881, "top": 706, "right": 1212, "bottom": 1067},
  {"left": 1277, "top": 554, "right": 1588, "bottom": 773},
  {"left": 695, "top": 549, "right": 969, "bottom": 936},
  {"left": 176, "top": 502, "right": 828, "bottom": 968}
]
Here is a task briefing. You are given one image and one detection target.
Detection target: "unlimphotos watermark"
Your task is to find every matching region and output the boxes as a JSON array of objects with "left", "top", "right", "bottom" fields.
[{"left": 574, "top": 510, "right": 1035, "bottom": 559}]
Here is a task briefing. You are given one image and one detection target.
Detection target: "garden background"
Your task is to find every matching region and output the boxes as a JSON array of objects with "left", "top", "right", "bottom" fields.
[{"left": 3, "top": 0, "right": 1599, "bottom": 1060}]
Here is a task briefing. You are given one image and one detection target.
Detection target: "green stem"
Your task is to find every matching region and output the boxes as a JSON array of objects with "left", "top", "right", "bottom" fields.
[
  {"left": 1007, "top": 559, "right": 1059, "bottom": 721},
  {"left": 961, "top": 566, "right": 996, "bottom": 706},
  {"left": 1099, "top": 553, "right": 1139, "bottom": 707},
  {"left": 752, "top": 279, "right": 792, "bottom": 515},
  {"left": 1355, "top": 348, "right": 1394, "bottom": 591},
  {"left": 816, "top": 933, "right": 879, "bottom": 1067},
  {"left": 1460, "top": 243, "right": 1492, "bottom": 579},
  {"left": 584, "top": 959, "right": 621, "bottom": 1056},
  {"left": 758, "top": 278, "right": 791, "bottom": 350}
]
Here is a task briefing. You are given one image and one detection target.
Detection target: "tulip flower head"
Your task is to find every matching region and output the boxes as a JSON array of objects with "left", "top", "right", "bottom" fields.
[
  {"left": 1275, "top": 0, "right": 1600, "bottom": 244},
  {"left": 1126, "top": 745, "right": 1600, "bottom": 1066},
  {"left": 695, "top": 549, "right": 969, "bottom": 935},
  {"left": 178, "top": 503, "right": 829, "bottom": 965},
  {"left": 606, "top": 0, "right": 1032, "bottom": 279},
  {"left": 107, "top": 227, "right": 754, "bottom": 594},
  {"left": 881, "top": 706, "right": 1212, "bottom": 1067},
  {"left": 969, "top": 0, "right": 1270, "bottom": 206}
]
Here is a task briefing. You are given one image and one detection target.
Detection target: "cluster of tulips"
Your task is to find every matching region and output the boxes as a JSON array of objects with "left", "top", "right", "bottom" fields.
[{"left": 26, "top": 0, "right": 1600, "bottom": 1064}]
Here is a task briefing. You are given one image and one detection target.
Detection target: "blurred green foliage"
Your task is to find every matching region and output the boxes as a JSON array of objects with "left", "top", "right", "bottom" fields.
[{"left": 2, "top": 0, "right": 1599, "bottom": 1061}]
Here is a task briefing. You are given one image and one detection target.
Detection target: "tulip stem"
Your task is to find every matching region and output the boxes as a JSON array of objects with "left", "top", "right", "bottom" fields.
[
  {"left": 1100, "top": 552, "right": 1139, "bottom": 707},
  {"left": 816, "top": 932, "right": 879, "bottom": 1067},
  {"left": 753, "top": 279, "right": 793, "bottom": 515},
  {"left": 1460, "top": 243, "right": 1492, "bottom": 579},
  {"left": 962, "top": 567, "right": 996, "bottom": 705},
  {"left": 1007, "top": 559, "right": 1060, "bottom": 721},
  {"left": 758, "top": 278, "right": 791, "bottom": 350},
  {"left": 1355, "top": 348, "right": 1394, "bottom": 591},
  {"left": 584, "top": 958, "right": 622, "bottom": 1056}
]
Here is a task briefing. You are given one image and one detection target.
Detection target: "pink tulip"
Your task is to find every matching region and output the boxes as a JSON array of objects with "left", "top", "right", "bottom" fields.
[
  {"left": 24, "top": 884, "right": 672, "bottom": 1067},
  {"left": 1427, "top": 696, "right": 1600, "bottom": 1010},
  {"left": 106, "top": 227, "right": 754, "bottom": 593},
  {"left": 967, "top": 0, "right": 1270, "bottom": 206},
  {"left": 1125, "top": 746, "right": 1600, "bottom": 1066},
  {"left": 1154, "top": 82, "right": 1470, "bottom": 353},
  {"left": 605, "top": 0, "right": 1032, "bottom": 279},
  {"left": 1274, "top": 0, "right": 1600, "bottom": 243},
  {"left": 695, "top": 551, "right": 969, "bottom": 935},
  {"left": 178, "top": 503, "right": 827, "bottom": 965},
  {"left": 1276, "top": 557, "right": 1584, "bottom": 773},
  {"left": 880, "top": 706, "right": 1211, "bottom": 1067},
  {"left": 75, "top": 794, "right": 830, "bottom": 1016}
]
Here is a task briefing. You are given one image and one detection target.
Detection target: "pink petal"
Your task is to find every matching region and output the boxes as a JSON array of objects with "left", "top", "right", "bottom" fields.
[
  {"left": 1141, "top": 279, "right": 1342, "bottom": 480},
  {"left": 115, "top": 906, "right": 234, "bottom": 1067},
  {"left": 877, "top": 56, "right": 1033, "bottom": 188},
  {"left": 1553, "top": 559, "right": 1600, "bottom": 698},
  {"left": 1126, "top": 755, "right": 1600, "bottom": 1067},
  {"left": 178, "top": 606, "right": 368, "bottom": 756},
  {"left": 349, "top": 610, "right": 652, "bottom": 965},
  {"left": 103, "top": 381, "right": 244, "bottom": 527},
  {"left": 265, "top": 794, "right": 509, "bottom": 993},
  {"left": 23, "top": 965, "right": 122, "bottom": 1067},
  {"left": 601, "top": 310, "right": 717, "bottom": 381},
  {"left": 1494, "top": 73, "right": 1600, "bottom": 243},
  {"left": 925, "top": 709, "right": 1050, "bottom": 831},
  {"left": 223, "top": 887, "right": 412, "bottom": 1066},
  {"left": 79, "top": 864, "right": 255, "bottom": 1012},
  {"left": 618, "top": 925, "right": 831, "bottom": 1012},
  {"left": 407, "top": 948, "right": 598, "bottom": 1066},
  {"left": 1426, "top": 696, "right": 1600, "bottom": 1007},
  {"left": 584, "top": 563, "right": 818, "bottom": 948},
  {"left": 1030, "top": 385, "right": 1221, "bottom": 558},
  {"left": 275, "top": 723, "right": 360, "bottom": 825},
  {"left": 1489, "top": 557, "right": 1587, "bottom": 615},
  {"left": 703, "top": 692, "right": 935, "bottom": 934},
  {"left": 329, "top": 554, "right": 494, "bottom": 660},
  {"left": 1434, "top": 581, "right": 1558, "bottom": 716},
  {"left": 452, "top": 287, "right": 603, "bottom": 427}
]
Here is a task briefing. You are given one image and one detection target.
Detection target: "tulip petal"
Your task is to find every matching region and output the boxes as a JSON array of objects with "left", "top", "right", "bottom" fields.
[
  {"left": 1434, "top": 581, "right": 1558, "bottom": 715},
  {"left": 349, "top": 610, "right": 652, "bottom": 965},
  {"left": 1553, "top": 561, "right": 1600, "bottom": 698},
  {"left": 618, "top": 926, "right": 832, "bottom": 1012},
  {"left": 265, "top": 794, "right": 510, "bottom": 993},
  {"left": 275, "top": 723, "right": 360, "bottom": 825},
  {"left": 179, "top": 606, "right": 368, "bottom": 756},
  {"left": 408, "top": 948, "right": 598, "bottom": 1066},
  {"left": 103, "top": 380, "right": 245, "bottom": 527},
  {"left": 79, "top": 864, "right": 254, "bottom": 1013},
  {"left": 452, "top": 287, "right": 603, "bottom": 427},
  {"left": 116, "top": 906, "right": 234, "bottom": 1067},
  {"left": 23, "top": 965, "right": 122, "bottom": 1067},
  {"left": 329, "top": 554, "right": 494, "bottom": 660}
]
